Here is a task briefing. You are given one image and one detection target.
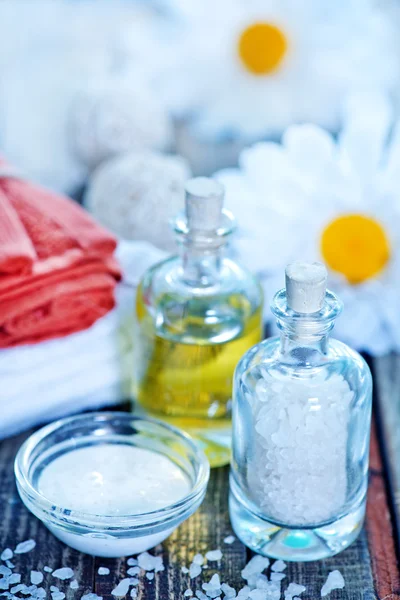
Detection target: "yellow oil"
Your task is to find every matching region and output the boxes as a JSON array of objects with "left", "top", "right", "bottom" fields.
[{"left": 134, "top": 288, "right": 263, "bottom": 467}]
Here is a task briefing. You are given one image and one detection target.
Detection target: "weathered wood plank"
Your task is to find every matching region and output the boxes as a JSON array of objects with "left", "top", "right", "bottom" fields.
[{"left": 0, "top": 392, "right": 397, "bottom": 600}]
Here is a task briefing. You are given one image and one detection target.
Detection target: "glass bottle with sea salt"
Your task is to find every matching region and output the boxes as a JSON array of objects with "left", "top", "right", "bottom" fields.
[
  {"left": 230, "top": 262, "right": 372, "bottom": 561},
  {"left": 134, "top": 177, "right": 263, "bottom": 468}
]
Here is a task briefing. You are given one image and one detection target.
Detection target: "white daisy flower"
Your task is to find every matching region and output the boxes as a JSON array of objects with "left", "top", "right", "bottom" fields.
[
  {"left": 154, "top": 0, "right": 398, "bottom": 141},
  {"left": 216, "top": 91, "right": 400, "bottom": 355}
]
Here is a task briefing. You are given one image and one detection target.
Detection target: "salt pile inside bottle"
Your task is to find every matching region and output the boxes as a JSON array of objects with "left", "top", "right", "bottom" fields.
[{"left": 248, "top": 263, "right": 353, "bottom": 526}]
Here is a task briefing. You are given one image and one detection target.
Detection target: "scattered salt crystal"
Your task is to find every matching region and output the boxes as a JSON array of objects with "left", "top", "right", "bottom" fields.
[
  {"left": 0, "top": 567, "right": 11, "bottom": 577},
  {"left": 130, "top": 590, "right": 137, "bottom": 599},
  {"left": 0, "top": 577, "right": 10, "bottom": 591},
  {"left": 192, "top": 554, "right": 204, "bottom": 566},
  {"left": 50, "top": 587, "right": 59, "bottom": 593},
  {"left": 271, "top": 560, "right": 286, "bottom": 572},
  {"left": 320, "top": 570, "right": 345, "bottom": 597},
  {"left": 270, "top": 573, "right": 286, "bottom": 582},
  {"left": 181, "top": 567, "right": 189, "bottom": 574},
  {"left": 237, "top": 587, "right": 251, "bottom": 599},
  {"left": 14, "top": 540, "right": 36, "bottom": 554},
  {"left": 202, "top": 573, "right": 221, "bottom": 598},
  {"left": 293, "top": 598, "right": 301, "bottom": 600},
  {"left": 5, "top": 563, "right": 14, "bottom": 570},
  {"left": 44, "top": 567, "right": 53, "bottom": 573},
  {"left": 0, "top": 551, "right": 13, "bottom": 562},
  {"left": 21, "top": 586, "right": 37, "bottom": 595},
  {"left": 70, "top": 580, "right": 79, "bottom": 590},
  {"left": 51, "top": 592, "right": 65, "bottom": 600},
  {"left": 127, "top": 567, "right": 140, "bottom": 576},
  {"left": 284, "top": 583, "right": 306, "bottom": 600},
  {"left": 10, "top": 585, "right": 25, "bottom": 594},
  {"left": 8, "top": 575, "right": 20, "bottom": 585},
  {"left": 30, "top": 572, "right": 43, "bottom": 585},
  {"left": 81, "top": 594, "right": 102, "bottom": 600},
  {"left": 98, "top": 568, "right": 110, "bottom": 576},
  {"left": 189, "top": 564, "right": 202, "bottom": 579},
  {"left": 249, "top": 590, "right": 268, "bottom": 600},
  {"left": 184, "top": 590, "right": 193, "bottom": 597},
  {"left": 241, "top": 557, "right": 269, "bottom": 581},
  {"left": 33, "top": 588, "right": 46, "bottom": 599},
  {"left": 137, "top": 552, "right": 163, "bottom": 572},
  {"left": 129, "top": 578, "right": 139, "bottom": 586},
  {"left": 255, "top": 575, "right": 269, "bottom": 589},
  {"left": 146, "top": 573, "right": 154, "bottom": 581},
  {"left": 205, "top": 550, "right": 222, "bottom": 562},
  {"left": 221, "top": 582, "right": 236, "bottom": 598},
  {"left": 53, "top": 568, "right": 74, "bottom": 581},
  {"left": 196, "top": 592, "right": 208, "bottom": 600},
  {"left": 127, "top": 559, "right": 138, "bottom": 567},
  {"left": 111, "top": 578, "right": 131, "bottom": 597},
  {"left": 223, "top": 536, "right": 235, "bottom": 545}
]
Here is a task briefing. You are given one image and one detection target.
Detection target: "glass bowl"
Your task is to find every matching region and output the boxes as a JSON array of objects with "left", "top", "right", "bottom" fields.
[{"left": 15, "top": 412, "right": 210, "bottom": 557}]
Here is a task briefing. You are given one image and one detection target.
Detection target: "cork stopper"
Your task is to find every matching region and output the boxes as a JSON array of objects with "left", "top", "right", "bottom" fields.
[
  {"left": 185, "top": 177, "right": 224, "bottom": 231},
  {"left": 285, "top": 261, "right": 328, "bottom": 314}
]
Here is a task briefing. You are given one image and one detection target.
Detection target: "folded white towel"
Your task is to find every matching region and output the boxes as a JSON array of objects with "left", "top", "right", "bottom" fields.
[{"left": 0, "top": 239, "right": 165, "bottom": 439}]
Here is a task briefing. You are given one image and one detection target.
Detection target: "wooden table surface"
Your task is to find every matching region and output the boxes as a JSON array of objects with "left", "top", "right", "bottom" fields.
[{"left": 0, "top": 358, "right": 399, "bottom": 600}]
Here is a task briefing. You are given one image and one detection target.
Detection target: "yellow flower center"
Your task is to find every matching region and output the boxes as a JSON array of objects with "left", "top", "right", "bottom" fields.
[
  {"left": 238, "top": 22, "right": 287, "bottom": 75},
  {"left": 321, "top": 214, "right": 391, "bottom": 284}
]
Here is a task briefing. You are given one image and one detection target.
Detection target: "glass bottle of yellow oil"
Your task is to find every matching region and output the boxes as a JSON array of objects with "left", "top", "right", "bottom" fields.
[{"left": 133, "top": 177, "right": 263, "bottom": 467}]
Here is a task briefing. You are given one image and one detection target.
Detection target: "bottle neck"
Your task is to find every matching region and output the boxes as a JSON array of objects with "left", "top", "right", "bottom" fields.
[
  {"left": 279, "top": 325, "right": 330, "bottom": 359},
  {"left": 172, "top": 208, "right": 235, "bottom": 289},
  {"left": 271, "top": 288, "right": 342, "bottom": 364},
  {"left": 180, "top": 241, "right": 223, "bottom": 288}
]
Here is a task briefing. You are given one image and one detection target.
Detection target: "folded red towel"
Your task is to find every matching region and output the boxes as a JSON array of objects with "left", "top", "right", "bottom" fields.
[{"left": 0, "top": 164, "right": 121, "bottom": 347}]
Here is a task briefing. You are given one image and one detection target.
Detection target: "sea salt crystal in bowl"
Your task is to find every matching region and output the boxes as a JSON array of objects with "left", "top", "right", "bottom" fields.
[{"left": 15, "top": 412, "right": 209, "bottom": 557}]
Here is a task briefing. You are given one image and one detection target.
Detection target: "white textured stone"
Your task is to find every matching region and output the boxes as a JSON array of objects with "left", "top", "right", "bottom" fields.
[
  {"left": 85, "top": 151, "right": 190, "bottom": 252},
  {"left": 98, "top": 568, "right": 110, "bottom": 576},
  {"left": 71, "top": 80, "right": 173, "bottom": 171}
]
